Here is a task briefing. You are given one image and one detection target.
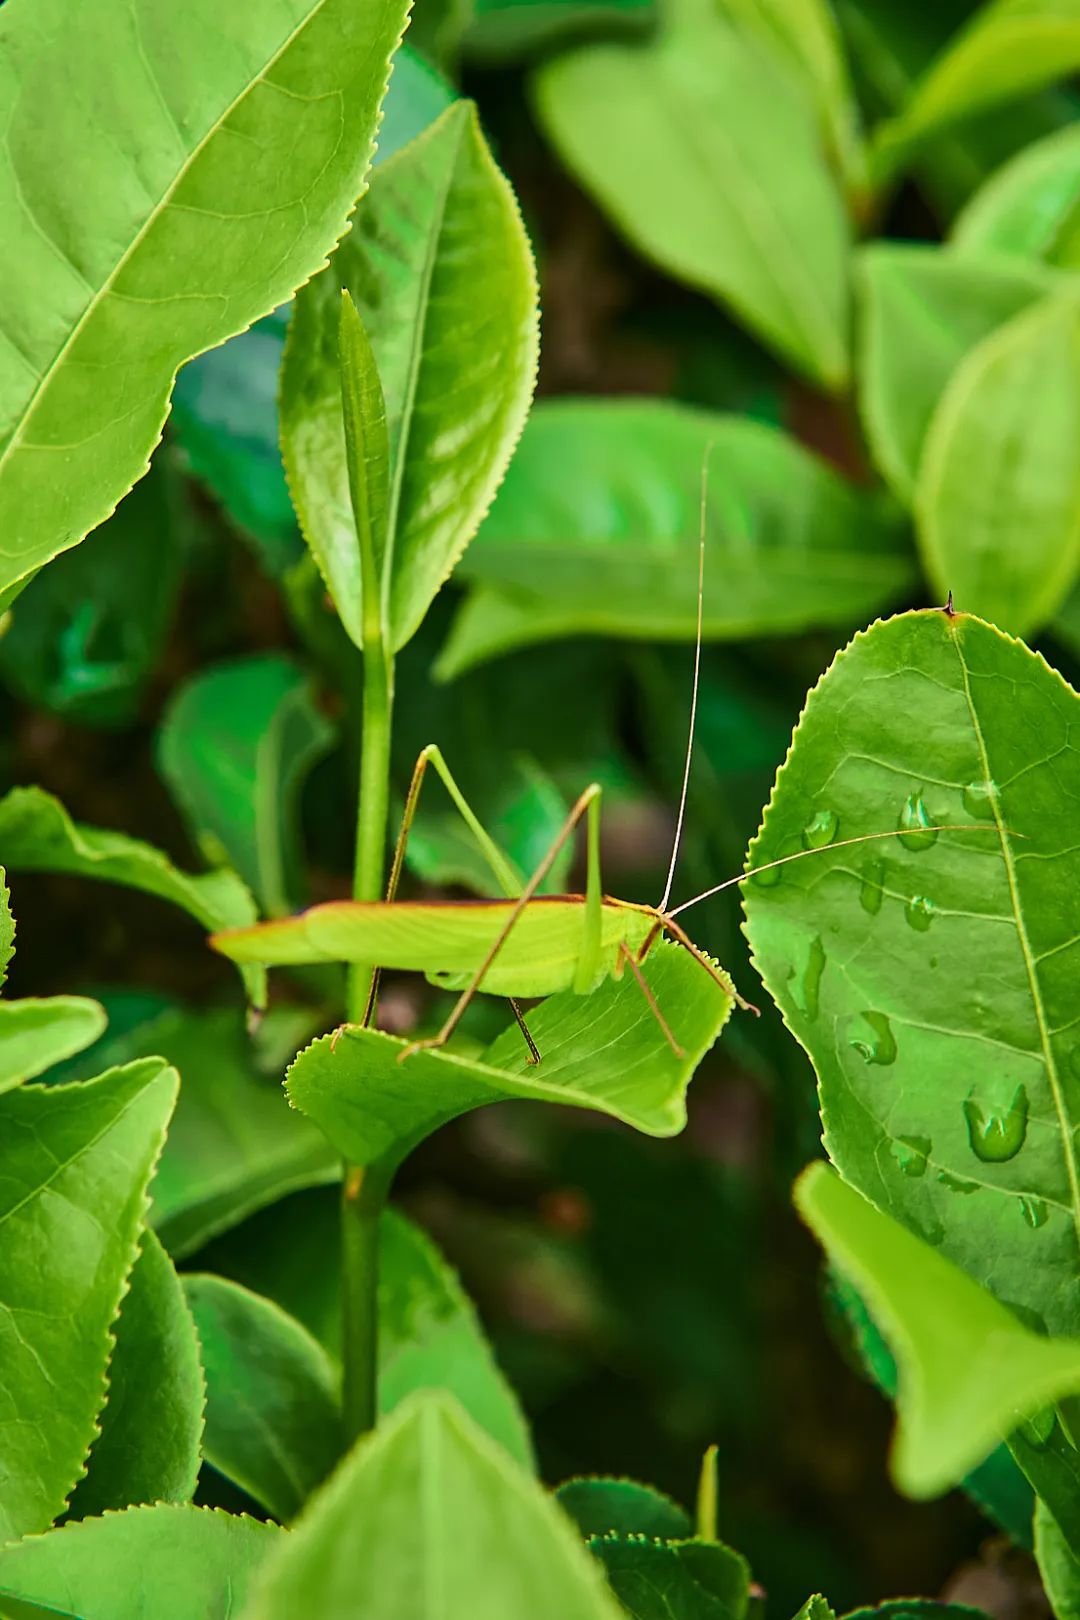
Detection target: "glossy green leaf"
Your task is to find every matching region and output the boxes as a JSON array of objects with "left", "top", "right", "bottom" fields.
[
  {"left": 916, "top": 294, "right": 1080, "bottom": 634},
  {"left": 282, "top": 99, "right": 538, "bottom": 651},
  {"left": 0, "top": 786, "right": 264, "bottom": 1006},
  {"left": 0, "top": 0, "right": 412, "bottom": 599},
  {"left": 157, "top": 654, "right": 334, "bottom": 917},
  {"left": 532, "top": 0, "right": 850, "bottom": 388},
  {"left": 288, "top": 940, "right": 732, "bottom": 1178},
  {"left": 842, "top": 1604, "right": 990, "bottom": 1620},
  {"left": 185, "top": 1274, "right": 342, "bottom": 1523},
  {"left": 71, "top": 1005, "right": 338, "bottom": 1259},
  {"left": 587, "top": 1534, "right": 750, "bottom": 1620},
  {"left": 378, "top": 1208, "right": 533, "bottom": 1469},
  {"left": 69, "top": 1229, "right": 204, "bottom": 1518},
  {"left": 857, "top": 245, "right": 1055, "bottom": 501},
  {"left": 0, "top": 997, "right": 106, "bottom": 1092},
  {"left": 0, "top": 1059, "right": 177, "bottom": 1540},
  {"left": 557, "top": 1478, "right": 693, "bottom": 1541},
  {"left": 796, "top": 1162, "right": 1080, "bottom": 1497},
  {"left": 438, "top": 402, "right": 913, "bottom": 679},
  {"left": 0, "top": 868, "right": 12, "bottom": 988},
  {"left": 239, "top": 1393, "right": 624, "bottom": 1620},
  {"left": 465, "top": 0, "right": 653, "bottom": 62},
  {"left": 743, "top": 609, "right": 1080, "bottom": 1339},
  {"left": 0, "top": 1504, "right": 280, "bottom": 1620},
  {"left": 954, "top": 125, "right": 1080, "bottom": 267},
  {"left": 1037, "top": 1497, "right": 1080, "bottom": 1620},
  {"left": 0, "top": 457, "right": 184, "bottom": 727}
]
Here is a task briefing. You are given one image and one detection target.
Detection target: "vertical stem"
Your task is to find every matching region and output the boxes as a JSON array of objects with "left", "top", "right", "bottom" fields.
[{"left": 348, "top": 637, "right": 393, "bottom": 1022}]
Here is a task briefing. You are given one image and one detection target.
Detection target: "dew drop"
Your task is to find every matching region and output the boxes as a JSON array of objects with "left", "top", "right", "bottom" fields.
[
  {"left": 962, "top": 780, "right": 998, "bottom": 821},
  {"left": 963, "top": 1082, "right": 1029, "bottom": 1163},
  {"left": 904, "top": 895, "right": 935, "bottom": 932},
  {"left": 788, "top": 935, "right": 826, "bottom": 1021},
  {"left": 897, "top": 790, "right": 938, "bottom": 852},
  {"left": 802, "top": 809, "right": 839, "bottom": 850},
  {"left": 891, "top": 1135, "right": 930, "bottom": 1178},
  {"left": 1020, "top": 1195, "right": 1049, "bottom": 1230},
  {"left": 848, "top": 1011, "right": 897, "bottom": 1067},
  {"left": 859, "top": 859, "right": 884, "bottom": 916},
  {"left": 750, "top": 860, "right": 782, "bottom": 889}
]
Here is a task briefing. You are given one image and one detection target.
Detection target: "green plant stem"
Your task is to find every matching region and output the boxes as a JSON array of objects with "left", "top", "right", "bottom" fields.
[{"left": 348, "top": 636, "right": 393, "bottom": 1021}]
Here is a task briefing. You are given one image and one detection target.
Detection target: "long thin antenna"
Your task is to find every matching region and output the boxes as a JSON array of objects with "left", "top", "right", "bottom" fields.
[
  {"left": 666, "top": 825, "right": 1007, "bottom": 920},
  {"left": 658, "top": 448, "right": 711, "bottom": 913}
]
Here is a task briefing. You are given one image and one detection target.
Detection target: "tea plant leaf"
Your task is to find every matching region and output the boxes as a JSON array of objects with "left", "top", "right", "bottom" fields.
[
  {"left": 287, "top": 940, "right": 731, "bottom": 1178},
  {"left": 916, "top": 294, "right": 1080, "bottom": 634},
  {"left": 532, "top": 0, "right": 850, "bottom": 388},
  {"left": 69, "top": 1230, "right": 204, "bottom": 1518},
  {"left": 0, "top": 998, "right": 106, "bottom": 1092},
  {"left": 238, "top": 1392, "right": 625, "bottom": 1620},
  {"left": 843, "top": 1604, "right": 991, "bottom": 1620},
  {"left": 796, "top": 1163, "right": 1080, "bottom": 1497},
  {"left": 281, "top": 99, "right": 539, "bottom": 651},
  {"left": 0, "top": 869, "right": 13, "bottom": 988},
  {"left": 157, "top": 654, "right": 334, "bottom": 917},
  {"left": 953, "top": 125, "right": 1080, "bottom": 267},
  {"left": 857, "top": 245, "right": 1056, "bottom": 501},
  {"left": 0, "top": 1504, "right": 280, "bottom": 1620},
  {"left": 436, "top": 402, "right": 913, "bottom": 679},
  {"left": 743, "top": 608, "right": 1080, "bottom": 1341},
  {"left": 1036, "top": 1497, "right": 1080, "bottom": 1620},
  {"left": 587, "top": 1534, "right": 751, "bottom": 1620},
  {"left": 0, "top": 1059, "right": 177, "bottom": 1540},
  {"left": 464, "top": 0, "right": 653, "bottom": 63},
  {"left": 557, "top": 1479, "right": 693, "bottom": 1541},
  {"left": 378, "top": 1209, "right": 534, "bottom": 1470},
  {"left": 0, "top": 786, "right": 264, "bottom": 1006},
  {"left": 0, "top": 0, "right": 413, "bottom": 600}
]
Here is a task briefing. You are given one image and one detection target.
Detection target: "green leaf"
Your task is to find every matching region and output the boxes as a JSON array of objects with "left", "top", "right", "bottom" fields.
[
  {"left": 0, "top": 458, "right": 184, "bottom": 727},
  {"left": 0, "top": 0, "right": 412, "bottom": 599},
  {"left": 0, "top": 1504, "right": 280, "bottom": 1620},
  {"left": 0, "top": 786, "right": 264, "bottom": 1007},
  {"left": 287, "top": 939, "right": 732, "bottom": 1178},
  {"left": 0, "top": 998, "right": 106, "bottom": 1093},
  {"left": 378, "top": 1209, "right": 533, "bottom": 1470},
  {"left": 464, "top": 0, "right": 653, "bottom": 63},
  {"left": 238, "top": 1393, "right": 624, "bottom": 1620},
  {"left": 857, "top": 245, "right": 1055, "bottom": 501},
  {"left": 742, "top": 608, "right": 1080, "bottom": 1340},
  {"left": 795, "top": 1162, "right": 1080, "bottom": 1497},
  {"left": 0, "top": 868, "right": 13, "bottom": 988},
  {"left": 69, "top": 1005, "right": 338, "bottom": 1259},
  {"left": 587, "top": 1535, "right": 751, "bottom": 1620},
  {"left": 953, "top": 125, "right": 1080, "bottom": 267},
  {"left": 532, "top": 0, "right": 850, "bottom": 388},
  {"left": 69, "top": 1229, "right": 204, "bottom": 1518},
  {"left": 915, "top": 294, "right": 1080, "bottom": 634},
  {"left": 0, "top": 1059, "right": 177, "bottom": 1540},
  {"left": 404, "top": 758, "right": 571, "bottom": 898},
  {"left": 338, "top": 290, "right": 391, "bottom": 646},
  {"left": 1037, "top": 1497, "right": 1080, "bottom": 1620},
  {"left": 437, "top": 402, "right": 913, "bottom": 679},
  {"left": 281, "top": 99, "right": 539, "bottom": 651},
  {"left": 842, "top": 1605, "right": 990, "bottom": 1620},
  {"left": 157, "top": 654, "right": 334, "bottom": 917},
  {"left": 185, "top": 1274, "right": 342, "bottom": 1523},
  {"left": 557, "top": 1479, "right": 693, "bottom": 1541}
]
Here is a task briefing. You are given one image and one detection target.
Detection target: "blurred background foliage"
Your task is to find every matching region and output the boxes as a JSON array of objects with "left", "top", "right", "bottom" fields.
[{"left": 8, "top": 0, "right": 1080, "bottom": 1609}]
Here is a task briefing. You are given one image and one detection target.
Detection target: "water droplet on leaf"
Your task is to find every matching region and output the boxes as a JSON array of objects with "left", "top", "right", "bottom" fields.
[
  {"left": 750, "top": 859, "right": 782, "bottom": 889},
  {"left": 904, "top": 895, "right": 935, "bottom": 932},
  {"left": 859, "top": 859, "right": 884, "bottom": 916},
  {"left": 1020, "top": 1195, "right": 1049, "bottom": 1229},
  {"left": 802, "top": 809, "right": 839, "bottom": 850},
  {"left": 849, "top": 1011, "right": 897, "bottom": 1067},
  {"left": 963, "top": 1083, "right": 1029, "bottom": 1163},
  {"left": 787, "top": 935, "right": 826, "bottom": 1021},
  {"left": 891, "top": 1135, "right": 930, "bottom": 1178},
  {"left": 962, "top": 780, "right": 998, "bottom": 821},
  {"left": 897, "top": 790, "right": 938, "bottom": 851}
]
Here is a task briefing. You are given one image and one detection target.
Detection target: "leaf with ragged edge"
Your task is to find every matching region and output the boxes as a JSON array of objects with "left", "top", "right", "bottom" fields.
[
  {"left": 68, "top": 1229, "right": 204, "bottom": 1519},
  {"left": 0, "top": 1059, "right": 177, "bottom": 1541},
  {"left": 0, "top": 868, "right": 12, "bottom": 988},
  {"left": 876, "top": 0, "right": 1080, "bottom": 164},
  {"left": 587, "top": 1535, "right": 751, "bottom": 1620},
  {"left": 287, "top": 940, "right": 732, "bottom": 1179},
  {"left": 157, "top": 654, "right": 334, "bottom": 917},
  {"left": 0, "top": 1504, "right": 280, "bottom": 1620},
  {"left": 795, "top": 1162, "right": 1080, "bottom": 1497},
  {"left": 67, "top": 1005, "right": 338, "bottom": 1260},
  {"left": 0, "top": 998, "right": 106, "bottom": 1093},
  {"left": 856, "top": 245, "right": 1056, "bottom": 501},
  {"left": 185, "top": 1275, "right": 341, "bottom": 1523},
  {"left": 953, "top": 125, "right": 1080, "bottom": 267},
  {"left": 0, "top": 786, "right": 264, "bottom": 1006},
  {"left": 238, "top": 1393, "right": 624, "bottom": 1620},
  {"left": 557, "top": 1478, "right": 693, "bottom": 1541},
  {"left": 915, "top": 294, "right": 1080, "bottom": 635},
  {"left": 0, "top": 0, "right": 413, "bottom": 600},
  {"left": 281, "top": 99, "right": 539, "bottom": 651},
  {"left": 743, "top": 609, "right": 1080, "bottom": 1340},
  {"left": 842, "top": 1605, "right": 991, "bottom": 1620},
  {"left": 437, "top": 402, "right": 913, "bottom": 680},
  {"left": 378, "top": 1209, "right": 533, "bottom": 1470},
  {"left": 532, "top": 0, "right": 850, "bottom": 388},
  {"left": 0, "top": 457, "right": 184, "bottom": 728}
]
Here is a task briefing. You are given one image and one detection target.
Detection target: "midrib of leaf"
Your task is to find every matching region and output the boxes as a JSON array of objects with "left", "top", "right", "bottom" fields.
[
  {"left": 1, "top": 0, "right": 333, "bottom": 473},
  {"left": 0, "top": 1083, "right": 152, "bottom": 1233},
  {"left": 419, "top": 1403, "right": 445, "bottom": 1618},
  {"left": 951, "top": 630, "right": 1080, "bottom": 1255}
]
